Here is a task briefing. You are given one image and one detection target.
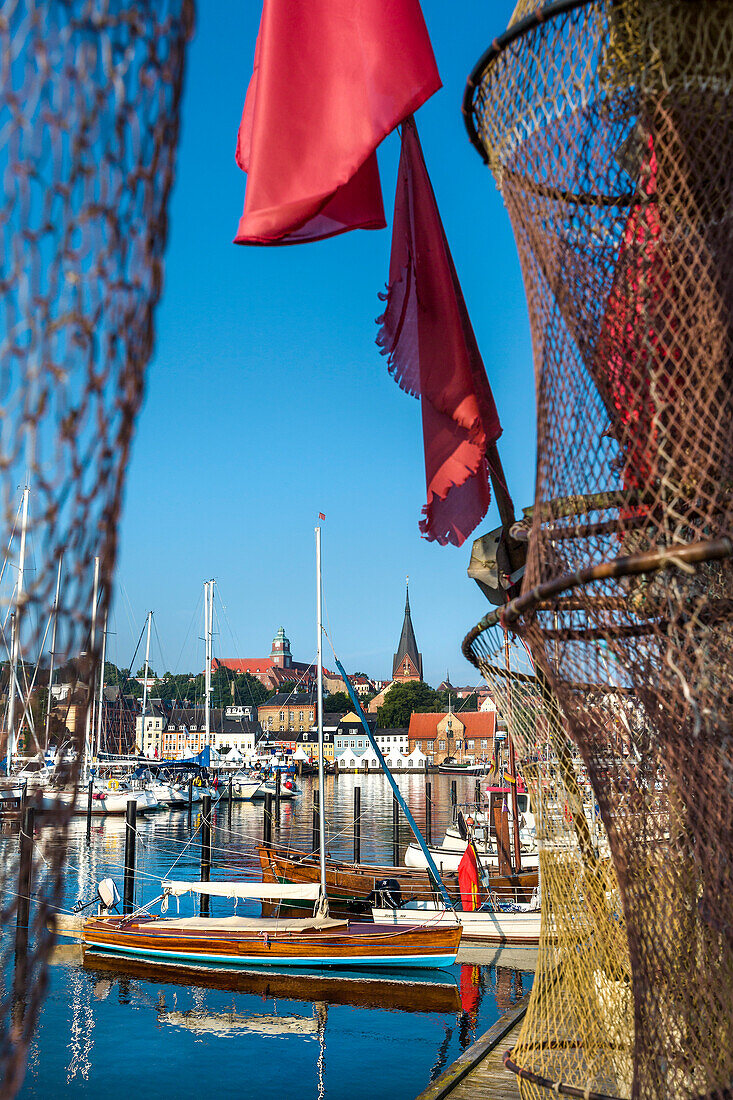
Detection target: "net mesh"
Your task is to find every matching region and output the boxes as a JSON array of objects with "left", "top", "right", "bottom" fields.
[
  {"left": 465, "top": 2, "right": 733, "bottom": 1098},
  {"left": 0, "top": 3, "right": 192, "bottom": 1095}
]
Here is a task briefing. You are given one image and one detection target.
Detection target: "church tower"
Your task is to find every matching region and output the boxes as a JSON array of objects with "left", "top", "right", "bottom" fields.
[
  {"left": 392, "top": 578, "right": 423, "bottom": 682},
  {"left": 270, "top": 627, "right": 292, "bottom": 669}
]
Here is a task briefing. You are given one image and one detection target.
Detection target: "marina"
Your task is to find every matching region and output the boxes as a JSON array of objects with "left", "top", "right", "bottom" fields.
[
  {"left": 1, "top": 1, "right": 731, "bottom": 1099},
  {"left": 10, "top": 773, "right": 534, "bottom": 1100}
]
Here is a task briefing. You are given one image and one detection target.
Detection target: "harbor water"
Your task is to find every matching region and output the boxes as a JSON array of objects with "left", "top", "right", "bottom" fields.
[{"left": 12, "top": 773, "right": 534, "bottom": 1099}]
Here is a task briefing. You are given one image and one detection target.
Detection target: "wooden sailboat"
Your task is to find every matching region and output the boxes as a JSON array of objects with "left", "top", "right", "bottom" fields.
[
  {"left": 258, "top": 844, "right": 538, "bottom": 910},
  {"left": 76, "top": 528, "right": 462, "bottom": 971}
]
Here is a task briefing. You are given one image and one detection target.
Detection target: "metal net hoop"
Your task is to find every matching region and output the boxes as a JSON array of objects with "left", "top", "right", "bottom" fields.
[
  {"left": 465, "top": 2, "right": 733, "bottom": 1099},
  {"left": 0, "top": 4, "right": 193, "bottom": 1096},
  {"left": 464, "top": 619, "right": 633, "bottom": 1100}
]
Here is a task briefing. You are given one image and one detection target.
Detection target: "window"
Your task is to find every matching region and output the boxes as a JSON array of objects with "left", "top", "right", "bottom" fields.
[
  {"left": 279, "top": 711, "right": 284, "bottom": 721},
  {"left": 350, "top": 740, "right": 355, "bottom": 748},
  {"left": 299, "top": 711, "right": 303, "bottom": 721},
  {"left": 427, "top": 740, "right": 434, "bottom": 750},
  {"left": 468, "top": 739, "right": 475, "bottom": 749},
  {"left": 481, "top": 739, "right": 487, "bottom": 750},
  {"left": 439, "top": 740, "right": 446, "bottom": 750}
]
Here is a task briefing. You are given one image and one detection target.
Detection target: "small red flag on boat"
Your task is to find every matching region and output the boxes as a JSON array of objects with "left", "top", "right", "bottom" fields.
[
  {"left": 318, "top": 512, "right": 326, "bottom": 521},
  {"left": 377, "top": 117, "right": 502, "bottom": 546},
  {"left": 234, "top": 0, "right": 440, "bottom": 245},
  {"left": 458, "top": 841, "right": 480, "bottom": 912}
]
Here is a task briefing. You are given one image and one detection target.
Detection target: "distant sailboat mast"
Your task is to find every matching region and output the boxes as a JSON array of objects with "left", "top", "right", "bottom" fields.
[
  {"left": 141, "top": 609, "right": 152, "bottom": 756},
  {"left": 315, "top": 525, "right": 327, "bottom": 906},
  {"left": 84, "top": 556, "right": 100, "bottom": 780},
  {"left": 6, "top": 485, "right": 29, "bottom": 774},
  {"left": 204, "top": 579, "right": 214, "bottom": 750},
  {"left": 44, "top": 555, "right": 63, "bottom": 750},
  {"left": 95, "top": 608, "right": 108, "bottom": 757}
]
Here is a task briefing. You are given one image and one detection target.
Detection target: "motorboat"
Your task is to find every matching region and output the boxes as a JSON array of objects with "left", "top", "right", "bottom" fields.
[
  {"left": 251, "top": 777, "right": 299, "bottom": 800},
  {"left": 371, "top": 891, "right": 542, "bottom": 945},
  {"left": 229, "top": 773, "right": 264, "bottom": 801},
  {"left": 41, "top": 778, "right": 158, "bottom": 816}
]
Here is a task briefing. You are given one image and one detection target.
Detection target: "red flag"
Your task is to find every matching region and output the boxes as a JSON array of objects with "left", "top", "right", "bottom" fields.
[
  {"left": 377, "top": 117, "right": 502, "bottom": 546},
  {"left": 318, "top": 512, "right": 326, "bottom": 521},
  {"left": 458, "top": 842, "right": 480, "bottom": 912},
  {"left": 235, "top": 1, "right": 441, "bottom": 245}
]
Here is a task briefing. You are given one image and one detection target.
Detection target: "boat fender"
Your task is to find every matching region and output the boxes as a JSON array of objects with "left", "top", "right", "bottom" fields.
[
  {"left": 465, "top": 817, "right": 474, "bottom": 827},
  {"left": 262, "top": 932, "right": 270, "bottom": 948},
  {"left": 284, "top": 780, "right": 293, "bottom": 791}
]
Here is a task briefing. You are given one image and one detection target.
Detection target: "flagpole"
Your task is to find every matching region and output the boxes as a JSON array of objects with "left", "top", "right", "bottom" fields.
[{"left": 315, "top": 524, "right": 327, "bottom": 905}]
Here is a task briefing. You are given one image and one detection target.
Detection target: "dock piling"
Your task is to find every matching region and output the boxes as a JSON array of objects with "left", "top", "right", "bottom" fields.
[
  {"left": 425, "top": 781, "right": 432, "bottom": 846},
  {"left": 200, "top": 794, "right": 212, "bottom": 916},
  {"left": 122, "top": 801, "right": 137, "bottom": 915},
  {"left": 312, "top": 788, "right": 320, "bottom": 856},
  {"left": 392, "top": 793, "right": 400, "bottom": 866},
  {"left": 227, "top": 776, "right": 233, "bottom": 826},
  {"left": 263, "top": 793, "right": 273, "bottom": 845},
  {"left": 353, "top": 786, "right": 361, "bottom": 863},
  {"left": 15, "top": 805, "right": 34, "bottom": 954},
  {"left": 187, "top": 777, "right": 193, "bottom": 823},
  {"left": 275, "top": 768, "right": 281, "bottom": 814},
  {"left": 85, "top": 779, "right": 93, "bottom": 844}
]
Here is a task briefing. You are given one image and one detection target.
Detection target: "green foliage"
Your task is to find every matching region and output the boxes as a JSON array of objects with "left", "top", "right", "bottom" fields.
[
  {"left": 136, "top": 665, "right": 157, "bottom": 678},
  {"left": 376, "top": 681, "right": 442, "bottom": 728},
  {"left": 323, "top": 691, "right": 353, "bottom": 714}
]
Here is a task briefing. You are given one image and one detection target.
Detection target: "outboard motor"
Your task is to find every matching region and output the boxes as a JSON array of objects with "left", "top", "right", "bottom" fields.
[
  {"left": 369, "top": 878, "right": 402, "bottom": 910},
  {"left": 97, "top": 878, "right": 121, "bottom": 915}
]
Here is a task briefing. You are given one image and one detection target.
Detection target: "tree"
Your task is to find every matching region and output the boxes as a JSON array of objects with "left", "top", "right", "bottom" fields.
[
  {"left": 324, "top": 691, "right": 353, "bottom": 714},
  {"left": 136, "top": 665, "right": 157, "bottom": 679},
  {"left": 377, "top": 680, "right": 441, "bottom": 728}
]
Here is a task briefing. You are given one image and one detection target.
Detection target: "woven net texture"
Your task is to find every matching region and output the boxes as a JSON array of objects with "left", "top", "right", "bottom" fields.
[
  {"left": 467, "top": 624, "right": 633, "bottom": 1098},
  {"left": 466, "top": 2, "right": 733, "bottom": 1099},
  {"left": 0, "top": 3, "right": 192, "bottom": 1096}
]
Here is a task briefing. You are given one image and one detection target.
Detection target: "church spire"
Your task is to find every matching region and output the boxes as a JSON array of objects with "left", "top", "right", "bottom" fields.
[{"left": 392, "top": 577, "right": 423, "bottom": 682}]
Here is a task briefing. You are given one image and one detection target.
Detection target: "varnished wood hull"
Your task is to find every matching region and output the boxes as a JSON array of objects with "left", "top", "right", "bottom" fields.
[
  {"left": 258, "top": 845, "right": 538, "bottom": 911},
  {"left": 81, "top": 915, "right": 461, "bottom": 970}
]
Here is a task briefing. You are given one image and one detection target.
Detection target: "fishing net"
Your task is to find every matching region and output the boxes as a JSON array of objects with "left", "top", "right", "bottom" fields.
[
  {"left": 464, "top": 621, "right": 633, "bottom": 1098},
  {"left": 463, "top": 1, "right": 733, "bottom": 1098},
  {"left": 0, "top": 3, "right": 193, "bottom": 1095}
]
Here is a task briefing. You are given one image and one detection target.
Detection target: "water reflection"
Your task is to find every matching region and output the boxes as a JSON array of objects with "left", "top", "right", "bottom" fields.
[{"left": 16, "top": 773, "right": 535, "bottom": 1100}]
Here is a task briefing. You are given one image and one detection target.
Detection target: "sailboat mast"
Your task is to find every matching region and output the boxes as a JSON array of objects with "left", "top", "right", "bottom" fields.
[
  {"left": 6, "top": 485, "right": 30, "bottom": 773},
  {"left": 44, "top": 555, "right": 63, "bottom": 751},
  {"left": 141, "top": 609, "right": 152, "bottom": 744},
  {"left": 84, "top": 556, "right": 100, "bottom": 779},
  {"left": 315, "top": 525, "right": 327, "bottom": 896},
  {"left": 204, "top": 580, "right": 212, "bottom": 749},
  {"left": 95, "top": 608, "right": 108, "bottom": 757}
]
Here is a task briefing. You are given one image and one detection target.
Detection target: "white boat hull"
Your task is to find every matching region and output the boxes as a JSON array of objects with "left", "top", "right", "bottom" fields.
[
  {"left": 403, "top": 840, "right": 539, "bottom": 875},
  {"left": 371, "top": 902, "right": 541, "bottom": 945}
]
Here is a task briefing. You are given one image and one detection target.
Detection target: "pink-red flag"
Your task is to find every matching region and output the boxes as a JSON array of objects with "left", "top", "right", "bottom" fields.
[
  {"left": 377, "top": 117, "right": 502, "bottom": 546},
  {"left": 235, "top": 0, "right": 441, "bottom": 245}
]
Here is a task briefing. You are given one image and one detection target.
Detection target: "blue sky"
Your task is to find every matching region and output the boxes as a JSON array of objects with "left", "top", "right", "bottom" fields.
[{"left": 107, "top": 0, "right": 536, "bottom": 686}]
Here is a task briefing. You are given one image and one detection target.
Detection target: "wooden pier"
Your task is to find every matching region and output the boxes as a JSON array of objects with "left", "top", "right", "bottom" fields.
[{"left": 414, "top": 995, "right": 529, "bottom": 1100}]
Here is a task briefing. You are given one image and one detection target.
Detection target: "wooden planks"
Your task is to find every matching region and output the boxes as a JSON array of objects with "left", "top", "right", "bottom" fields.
[
  {"left": 414, "top": 996, "right": 529, "bottom": 1100},
  {"left": 446, "top": 1023, "right": 524, "bottom": 1100}
]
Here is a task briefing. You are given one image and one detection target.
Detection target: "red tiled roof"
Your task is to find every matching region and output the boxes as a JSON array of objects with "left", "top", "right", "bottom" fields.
[{"left": 407, "top": 711, "right": 496, "bottom": 737}]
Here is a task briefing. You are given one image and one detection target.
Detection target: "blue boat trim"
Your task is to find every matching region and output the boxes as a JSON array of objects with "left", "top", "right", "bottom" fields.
[{"left": 85, "top": 941, "right": 458, "bottom": 969}]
